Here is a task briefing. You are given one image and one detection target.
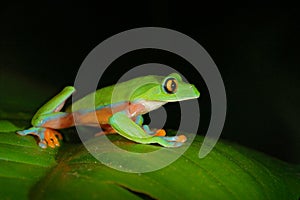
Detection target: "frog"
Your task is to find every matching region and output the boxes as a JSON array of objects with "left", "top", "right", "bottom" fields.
[{"left": 17, "top": 73, "right": 200, "bottom": 148}]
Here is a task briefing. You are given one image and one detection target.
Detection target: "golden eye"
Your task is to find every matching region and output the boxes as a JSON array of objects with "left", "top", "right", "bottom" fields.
[{"left": 164, "top": 78, "right": 178, "bottom": 94}]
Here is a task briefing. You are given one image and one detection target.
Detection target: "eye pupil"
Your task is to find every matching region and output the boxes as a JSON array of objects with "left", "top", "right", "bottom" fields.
[
  {"left": 164, "top": 78, "right": 178, "bottom": 94},
  {"left": 170, "top": 81, "right": 176, "bottom": 90}
]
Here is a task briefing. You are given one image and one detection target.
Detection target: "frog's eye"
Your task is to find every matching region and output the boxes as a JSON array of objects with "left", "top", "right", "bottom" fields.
[{"left": 163, "top": 78, "right": 178, "bottom": 94}]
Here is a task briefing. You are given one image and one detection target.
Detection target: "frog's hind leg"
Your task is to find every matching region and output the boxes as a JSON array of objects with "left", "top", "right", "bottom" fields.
[
  {"left": 17, "top": 127, "right": 63, "bottom": 148},
  {"left": 32, "top": 86, "right": 75, "bottom": 123},
  {"left": 94, "top": 124, "right": 118, "bottom": 136},
  {"left": 16, "top": 86, "right": 75, "bottom": 148}
]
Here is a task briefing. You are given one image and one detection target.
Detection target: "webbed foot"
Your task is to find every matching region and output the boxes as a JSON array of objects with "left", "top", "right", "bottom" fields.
[
  {"left": 142, "top": 125, "right": 166, "bottom": 136},
  {"left": 151, "top": 134, "right": 187, "bottom": 147},
  {"left": 17, "top": 127, "right": 62, "bottom": 148}
]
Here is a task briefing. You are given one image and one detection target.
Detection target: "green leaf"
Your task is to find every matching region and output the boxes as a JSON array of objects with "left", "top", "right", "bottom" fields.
[
  {"left": 0, "top": 123, "right": 299, "bottom": 199},
  {"left": 0, "top": 120, "right": 57, "bottom": 198}
]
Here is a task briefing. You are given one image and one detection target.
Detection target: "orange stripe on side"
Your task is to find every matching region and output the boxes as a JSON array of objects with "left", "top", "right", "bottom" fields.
[{"left": 43, "top": 114, "right": 75, "bottom": 129}]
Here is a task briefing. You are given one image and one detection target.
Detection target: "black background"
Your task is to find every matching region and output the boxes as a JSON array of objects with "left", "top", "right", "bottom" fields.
[{"left": 1, "top": 2, "right": 299, "bottom": 163}]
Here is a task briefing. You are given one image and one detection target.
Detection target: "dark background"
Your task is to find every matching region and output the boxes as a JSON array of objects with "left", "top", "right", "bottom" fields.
[{"left": 1, "top": 2, "right": 299, "bottom": 163}]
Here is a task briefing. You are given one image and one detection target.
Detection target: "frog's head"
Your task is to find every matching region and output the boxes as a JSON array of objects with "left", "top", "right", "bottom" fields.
[{"left": 131, "top": 73, "right": 200, "bottom": 102}]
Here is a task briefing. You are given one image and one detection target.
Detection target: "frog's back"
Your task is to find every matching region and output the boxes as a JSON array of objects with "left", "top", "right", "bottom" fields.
[{"left": 67, "top": 75, "right": 164, "bottom": 112}]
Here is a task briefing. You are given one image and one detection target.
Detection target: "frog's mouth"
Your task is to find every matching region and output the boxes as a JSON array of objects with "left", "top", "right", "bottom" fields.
[{"left": 170, "top": 84, "right": 200, "bottom": 102}]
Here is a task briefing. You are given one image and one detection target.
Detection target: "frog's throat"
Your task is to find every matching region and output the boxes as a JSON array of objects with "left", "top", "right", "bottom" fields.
[{"left": 137, "top": 100, "right": 167, "bottom": 114}]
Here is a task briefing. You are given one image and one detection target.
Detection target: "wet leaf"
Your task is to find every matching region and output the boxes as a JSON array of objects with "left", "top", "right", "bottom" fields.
[{"left": 0, "top": 125, "right": 299, "bottom": 199}]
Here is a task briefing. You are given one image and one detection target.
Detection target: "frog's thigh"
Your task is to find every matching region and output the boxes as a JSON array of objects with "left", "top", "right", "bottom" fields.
[
  {"left": 33, "top": 86, "right": 75, "bottom": 117},
  {"left": 32, "top": 112, "right": 72, "bottom": 128}
]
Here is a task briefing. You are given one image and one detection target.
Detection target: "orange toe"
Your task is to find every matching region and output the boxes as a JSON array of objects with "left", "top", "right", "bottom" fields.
[
  {"left": 54, "top": 131, "right": 63, "bottom": 140},
  {"left": 154, "top": 129, "right": 166, "bottom": 137},
  {"left": 177, "top": 135, "right": 187, "bottom": 143},
  {"left": 44, "top": 129, "right": 61, "bottom": 148}
]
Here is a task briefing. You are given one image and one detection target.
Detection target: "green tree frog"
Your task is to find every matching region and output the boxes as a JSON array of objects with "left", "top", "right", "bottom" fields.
[{"left": 17, "top": 73, "right": 200, "bottom": 148}]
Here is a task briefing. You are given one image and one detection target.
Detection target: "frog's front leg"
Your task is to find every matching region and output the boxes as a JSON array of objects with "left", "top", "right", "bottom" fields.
[
  {"left": 94, "top": 115, "right": 166, "bottom": 137},
  {"left": 17, "top": 86, "right": 75, "bottom": 148},
  {"left": 133, "top": 115, "right": 166, "bottom": 137},
  {"left": 142, "top": 124, "right": 167, "bottom": 137},
  {"left": 109, "top": 112, "right": 186, "bottom": 147}
]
